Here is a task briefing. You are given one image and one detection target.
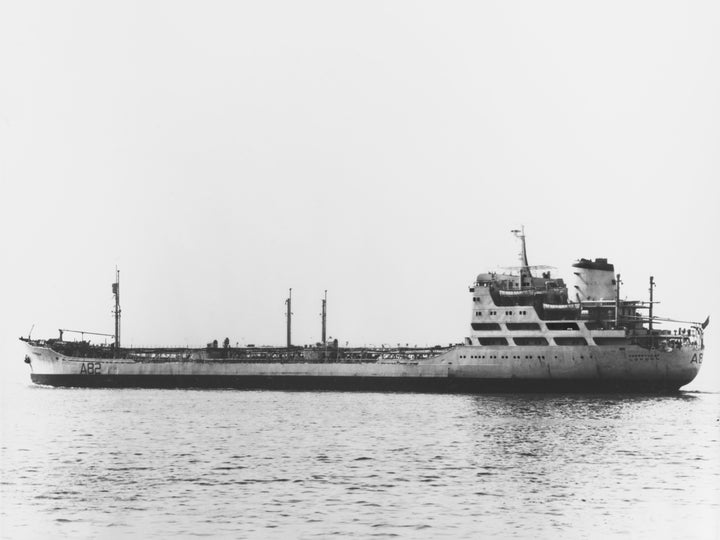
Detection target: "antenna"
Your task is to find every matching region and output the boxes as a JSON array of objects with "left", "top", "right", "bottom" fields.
[
  {"left": 27, "top": 324, "right": 34, "bottom": 340},
  {"left": 285, "top": 288, "right": 292, "bottom": 347},
  {"left": 615, "top": 273, "right": 622, "bottom": 327},
  {"left": 649, "top": 276, "right": 655, "bottom": 348},
  {"left": 511, "top": 225, "right": 531, "bottom": 285},
  {"left": 112, "top": 268, "right": 121, "bottom": 353},
  {"left": 321, "top": 290, "right": 327, "bottom": 343}
]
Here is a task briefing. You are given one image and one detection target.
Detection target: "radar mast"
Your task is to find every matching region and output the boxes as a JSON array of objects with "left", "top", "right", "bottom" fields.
[
  {"left": 511, "top": 226, "right": 532, "bottom": 287},
  {"left": 112, "top": 268, "right": 121, "bottom": 353}
]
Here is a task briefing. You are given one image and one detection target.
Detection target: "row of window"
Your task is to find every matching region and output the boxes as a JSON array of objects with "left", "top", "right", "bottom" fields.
[
  {"left": 459, "top": 354, "right": 593, "bottom": 360},
  {"left": 460, "top": 354, "right": 552, "bottom": 360},
  {"left": 471, "top": 322, "right": 585, "bottom": 331},
  {"left": 459, "top": 354, "right": 553, "bottom": 360},
  {"left": 464, "top": 337, "right": 590, "bottom": 346},
  {"left": 476, "top": 310, "right": 529, "bottom": 316}
]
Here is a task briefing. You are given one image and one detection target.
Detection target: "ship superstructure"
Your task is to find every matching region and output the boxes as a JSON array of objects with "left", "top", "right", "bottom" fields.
[
  {"left": 466, "top": 228, "right": 702, "bottom": 354},
  {"left": 21, "top": 230, "right": 707, "bottom": 392}
]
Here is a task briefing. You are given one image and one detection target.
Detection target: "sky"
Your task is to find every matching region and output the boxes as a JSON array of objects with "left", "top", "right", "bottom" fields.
[{"left": 1, "top": 1, "right": 718, "bottom": 389}]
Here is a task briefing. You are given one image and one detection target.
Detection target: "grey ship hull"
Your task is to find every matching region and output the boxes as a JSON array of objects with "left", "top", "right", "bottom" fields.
[{"left": 24, "top": 342, "right": 702, "bottom": 393}]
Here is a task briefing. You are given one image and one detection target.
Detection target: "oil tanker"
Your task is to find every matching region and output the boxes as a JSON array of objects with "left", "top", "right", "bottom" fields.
[{"left": 21, "top": 229, "right": 707, "bottom": 392}]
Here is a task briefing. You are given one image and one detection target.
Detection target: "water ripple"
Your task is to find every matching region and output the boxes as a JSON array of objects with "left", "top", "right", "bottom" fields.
[{"left": 1, "top": 388, "right": 719, "bottom": 538}]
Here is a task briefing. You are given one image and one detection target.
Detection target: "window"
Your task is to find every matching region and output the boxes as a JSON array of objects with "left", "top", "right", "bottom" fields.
[
  {"left": 478, "top": 337, "right": 509, "bottom": 346},
  {"left": 506, "top": 323, "right": 541, "bottom": 331},
  {"left": 471, "top": 323, "right": 502, "bottom": 331},
  {"left": 554, "top": 337, "right": 588, "bottom": 345},
  {"left": 513, "top": 337, "right": 549, "bottom": 345},
  {"left": 585, "top": 321, "right": 606, "bottom": 330},
  {"left": 593, "top": 337, "right": 627, "bottom": 346},
  {"left": 546, "top": 322, "right": 580, "bottom": 331}
]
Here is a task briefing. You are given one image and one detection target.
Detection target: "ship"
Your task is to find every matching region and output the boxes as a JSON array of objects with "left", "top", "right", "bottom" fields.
[{"left": 21, "top": 229, "right": 708, "bottom": 393}]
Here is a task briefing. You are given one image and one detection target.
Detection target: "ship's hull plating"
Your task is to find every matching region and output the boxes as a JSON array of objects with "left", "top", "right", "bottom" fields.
[
  {"left": 28, "top": 374, "right": 691, "bottom": 393},
  {"left": 25, "top": 343, "right": 703, "bottom": 393}
]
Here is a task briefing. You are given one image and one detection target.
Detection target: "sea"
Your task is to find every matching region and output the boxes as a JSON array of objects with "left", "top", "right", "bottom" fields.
[{"left": 1, "top": 374, "right": 719, "bottom": 538}]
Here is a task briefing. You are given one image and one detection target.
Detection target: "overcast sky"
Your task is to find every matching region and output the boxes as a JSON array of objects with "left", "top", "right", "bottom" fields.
[{"left": 1, "top": 1, "right": 718, "bottom": 388}]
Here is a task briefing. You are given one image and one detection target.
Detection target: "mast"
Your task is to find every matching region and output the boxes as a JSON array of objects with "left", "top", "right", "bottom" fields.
[
  {"left": 285, "top": 288, "right": 292, "bottom": 347},
  {"left": 511, "top": 226, "right": 531, "bottom": 287},
  {"left": 520, "top": 225, "right": 529, "bottom": 270},
  {"left": 615, "top": 273, "right": 621, "bottom": 328},
  {"left": 321, "top": 290, "right": 327, "bottom": 343},
  {"left": 112, "top": 268, "right": 121, "bottom": 351},
  {"left": 649, "top": 276, "right": 655, "bottom": 347}
]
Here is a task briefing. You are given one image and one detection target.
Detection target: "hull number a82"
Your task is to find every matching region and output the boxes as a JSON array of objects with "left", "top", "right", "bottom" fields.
[{"left": 80, "top": 362, "right": 102, "bottom": 375}]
